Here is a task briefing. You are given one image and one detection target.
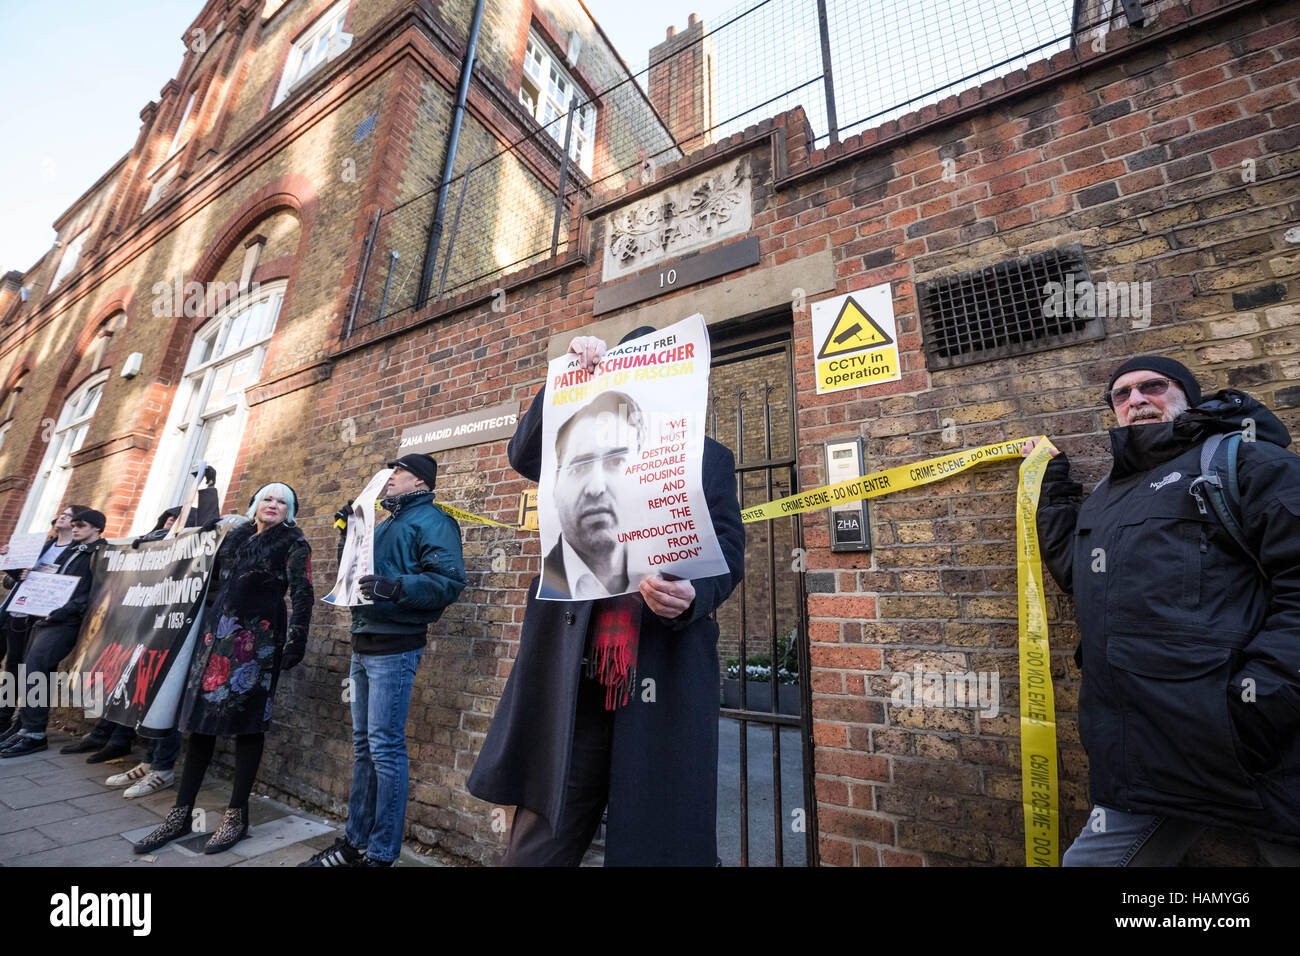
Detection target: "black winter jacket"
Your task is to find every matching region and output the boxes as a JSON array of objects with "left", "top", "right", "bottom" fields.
[
  {"left": 40, "top": 537, "right": 108, "bottom": 628},
  {"left": 1036, "top": 390, "right": 1300, "bottom": 844}
]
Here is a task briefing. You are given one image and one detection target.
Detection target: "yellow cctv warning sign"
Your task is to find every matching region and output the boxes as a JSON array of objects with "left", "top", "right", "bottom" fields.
[
  {"left": 811, "top": 285, "right": 902, "bottom": 394},
  {"left": 816, "top": 297, "right": 893, "bottom": 358}
]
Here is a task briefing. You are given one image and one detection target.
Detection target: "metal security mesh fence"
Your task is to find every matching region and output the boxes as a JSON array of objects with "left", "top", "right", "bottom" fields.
[{"left": 346, "top": 0, "right": 1156, "bottom": 333}]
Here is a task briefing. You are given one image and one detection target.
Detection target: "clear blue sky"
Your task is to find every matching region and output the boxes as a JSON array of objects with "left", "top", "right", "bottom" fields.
[{"left": 0, "top": 1, "right": 198, "bottom": 274}]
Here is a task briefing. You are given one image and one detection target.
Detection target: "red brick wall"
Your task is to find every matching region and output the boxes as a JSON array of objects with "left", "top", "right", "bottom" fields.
[{"left": 2, "top": 0, "right": 1296, "bottom": 868}]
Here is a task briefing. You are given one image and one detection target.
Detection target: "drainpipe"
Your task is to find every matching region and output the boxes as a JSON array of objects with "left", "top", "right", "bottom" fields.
[{"left": 417, "top": 0, "right": 487, "bottom": 310}]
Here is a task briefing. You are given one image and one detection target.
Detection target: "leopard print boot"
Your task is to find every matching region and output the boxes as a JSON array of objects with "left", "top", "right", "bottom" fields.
[{"left": 203, "top": 807, "right": 249, "bottom": 854}]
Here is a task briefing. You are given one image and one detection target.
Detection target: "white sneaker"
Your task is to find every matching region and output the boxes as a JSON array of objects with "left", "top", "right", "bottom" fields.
[
  {"left": 124, "top": 769, "right": 174, "bottom": 799},
  {"left": 106, "top": 763, "right": 151, "bottom": 788}
]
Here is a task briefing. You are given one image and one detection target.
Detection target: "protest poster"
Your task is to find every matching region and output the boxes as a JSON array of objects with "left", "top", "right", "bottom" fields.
[
  {"left": 536, "top": 314, "right": 727, "bottom": 601},
  {"left": 323, "top": 468, "right": 393, "bottom": 606},
  {"left": 1, "top": 533, "right": 50, "bottom": 571},
  {"left": 7, "top": 571, "right": 79, "bottom": 617},
  {"left": 67, "top": 525, "right": 226, "bottom": 732}
]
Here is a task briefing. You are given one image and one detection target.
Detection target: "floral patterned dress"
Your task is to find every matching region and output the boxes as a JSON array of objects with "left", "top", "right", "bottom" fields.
[{"left": 179, "top": 520, "right": 313, "bottom": 736}]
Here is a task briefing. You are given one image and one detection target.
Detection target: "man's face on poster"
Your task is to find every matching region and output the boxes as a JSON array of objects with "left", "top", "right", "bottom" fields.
[{"left": 555, "top": 401, "right": 641, "bottom": 563}]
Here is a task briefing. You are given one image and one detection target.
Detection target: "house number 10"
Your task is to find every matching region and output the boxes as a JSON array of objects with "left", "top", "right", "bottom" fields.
[{"left": 659, "top": 268, "right": 678, "bottom": 288}]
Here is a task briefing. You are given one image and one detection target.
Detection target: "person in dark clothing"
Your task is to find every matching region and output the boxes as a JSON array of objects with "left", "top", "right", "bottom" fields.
[
  {"left": 300, "top": 452, "right": 466, "bottom": 867},
  {"left": 1027, "top": 355, "right": 1300, "bottom": 866},
  {"left": 0, "top": 509, "right": 108, "bottom": 757},
  {"left": 64, "top": 477, "right": 221, "bottom": 764},
  {"left": 0, "top": 504, "right": 85, "bottom": 741},
  {"left": 133, "top": 482, "right": 313, "bottom": 855},
  {"left": 467, "top": 330, "right": 746, "bottom": 866}
]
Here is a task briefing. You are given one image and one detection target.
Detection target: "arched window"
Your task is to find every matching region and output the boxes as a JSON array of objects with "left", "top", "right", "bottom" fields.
[
  {"left": 16, "top": 371, "right": 109, "bottom": 533},
  {"left": 132, "top": 281, "right": 286, "bottom": 531}
]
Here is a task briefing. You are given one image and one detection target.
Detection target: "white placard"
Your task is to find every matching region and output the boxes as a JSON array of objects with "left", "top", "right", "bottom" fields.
[
  {"left": 1, "top": 533, "right": 50, "bottom": 571},
  {"left": 536, "top": 314, "right": 726, "bottom": 601},
  {"left": 323, "top": 468, "right": 393, "bottom": 606},
  {"left": 7, "top": 570, "right": 79, "bottom": 617}
]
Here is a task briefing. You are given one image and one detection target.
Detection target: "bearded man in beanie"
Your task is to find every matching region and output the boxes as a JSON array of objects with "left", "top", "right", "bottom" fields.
[
  {"left": 1025, "top": 355, "right": 1300, "bottom": 865},
  {"left": 302, "top": 452, "right": 465, "bottom": 867},
  {"left": 1, "top": 509, "right": 109, "bottom": 757}
]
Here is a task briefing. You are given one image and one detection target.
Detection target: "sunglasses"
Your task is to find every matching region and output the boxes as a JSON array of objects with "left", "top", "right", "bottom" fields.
[{"left": 1107, "top": 377, "right": 1171, "bottom": 408}]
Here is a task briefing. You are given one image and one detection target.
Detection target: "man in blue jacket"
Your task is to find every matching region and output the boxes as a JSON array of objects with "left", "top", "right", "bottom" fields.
[{"left": 302, "top": 452, "right": 465, "bottom": 867}]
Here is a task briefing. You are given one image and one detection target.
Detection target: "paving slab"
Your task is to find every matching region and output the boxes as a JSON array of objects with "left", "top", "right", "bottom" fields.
[
  {"left": 231, "top": 842, "right": 318, "bottom": 866},
  {"left": 0, "top": 799, "right": 85, "bottom": 836},
  {"left": 12, "top": 833, "right": 138, "bottom": 867},
  {"left": 20, "top": 766, "right": 103, "bottom": 787},
  {"left": 227, "top": 814, "right": 335, "bottom": 857},
  {"left": 67, "top": 790, "right": 140, "bottom": 814},
  {"left": 35, "top": 805, "right": 160, "bottom": 846},
  {"left": 0, "top": 776, "right": 107, "bottom": 809},
  {"left": 0, "top": 825, "right": 60, "bottom": 861},
  {"left": 0, "top": 755, "right": 59, "bottom": 779}
]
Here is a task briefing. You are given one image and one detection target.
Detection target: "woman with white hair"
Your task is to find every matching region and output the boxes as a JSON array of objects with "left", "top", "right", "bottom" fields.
[{"left": 135, "top": 481, "right": 314, "bottom": 855}]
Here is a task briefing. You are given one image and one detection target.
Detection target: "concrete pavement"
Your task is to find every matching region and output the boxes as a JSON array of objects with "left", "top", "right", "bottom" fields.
[{"left": 0, "top": 731, "right": 443, "bottom": 867}]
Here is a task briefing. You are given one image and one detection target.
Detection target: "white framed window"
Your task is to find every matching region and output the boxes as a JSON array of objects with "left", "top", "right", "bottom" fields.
[
  {"left": 15, "top": 372, "right": 108, "bottom": 534},
  {"left": 0, "top": 421, "right": 11, "bottom": 455},
  {"left": 48, "top": 230, "right": 88, "bottom": 291},
  {"left": 520, "top": 31, "right": 596, "bottom": 174},
  {"left": 165, "top": 91, "right": 197, "bottom": 160},
  {"left": 273, "top": 0, "right": 351, "bottom": 107},
  {"left": 131, "top": 282, "right": 286, "bottom": 532}
]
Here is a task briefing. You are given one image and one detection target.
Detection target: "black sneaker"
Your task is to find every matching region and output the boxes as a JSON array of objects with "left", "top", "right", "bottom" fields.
[
  {"left": 360, "top": 855, "right": 395, "bottom": 867},
  {"left": 0, "top": 720, "right": 21, "bottom": 745},
  {"left": 298, "top": 836, "right": 363, "bottom": 867},
  {"left": 133, "top": 806, "right": 193, "bottom": 854}
]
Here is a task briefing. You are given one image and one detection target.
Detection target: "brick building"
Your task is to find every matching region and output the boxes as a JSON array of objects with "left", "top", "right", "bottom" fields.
[{"left": 2, "top": 0, "right": 1297, "bottom": 866}]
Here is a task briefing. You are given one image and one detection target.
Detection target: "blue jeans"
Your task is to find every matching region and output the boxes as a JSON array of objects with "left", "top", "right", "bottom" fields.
[
  {"left": 144, "top": 728, "right": 182, "bottom": 772},
  {"left": 1063, "top": 805, "right": 1300, "bottom": 866},
  {"left": 345, "top": 649, "right": 422, "bottom": 863}
]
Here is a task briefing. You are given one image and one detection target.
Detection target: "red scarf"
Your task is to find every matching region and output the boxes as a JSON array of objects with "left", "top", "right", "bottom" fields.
[{"left": 586, "top": 594, "right": 642, "bottom": 710}]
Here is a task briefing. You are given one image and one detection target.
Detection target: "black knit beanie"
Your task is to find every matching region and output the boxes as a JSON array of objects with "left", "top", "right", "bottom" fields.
[{"left": 1106, "top": 355, "right": 1202, "bottom": 408}]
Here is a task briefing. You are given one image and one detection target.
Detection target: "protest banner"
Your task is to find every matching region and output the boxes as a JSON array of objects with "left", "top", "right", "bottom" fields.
[
  {"left": 1, "top": 533, "right": 50, "bottom": 571},
  {"left": 7, "top": 571, "right": 79, "bottom": 617},
  {"left": 536, "top": 314, "right": 726, "bottom": 601},
  {"left": 67, "top": 525, "right": 227, "bottom": 733},
  {"left": 323, "top": 468, "right": 393, "bottom": 606}
]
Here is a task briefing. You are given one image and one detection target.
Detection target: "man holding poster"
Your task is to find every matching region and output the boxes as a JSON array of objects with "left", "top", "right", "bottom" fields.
[
  {"left": 1, "top": 509, "right": 108, "bottom": 757},
  {"left": 302, "top": 453, "right": 466, "bottom": 867},
  {"left": 469, "top": 321, "right": 745, "bottom": 866}
]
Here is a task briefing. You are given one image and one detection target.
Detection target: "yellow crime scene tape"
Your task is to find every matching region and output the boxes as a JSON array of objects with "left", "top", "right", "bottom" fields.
[{"left": 432, "top": 436, "right": 1062, "bottom": 866}]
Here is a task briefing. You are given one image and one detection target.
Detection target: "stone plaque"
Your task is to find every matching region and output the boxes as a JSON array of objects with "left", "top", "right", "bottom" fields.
[{"left": 601, "top": 155, "right": 753, "bottom": 282}]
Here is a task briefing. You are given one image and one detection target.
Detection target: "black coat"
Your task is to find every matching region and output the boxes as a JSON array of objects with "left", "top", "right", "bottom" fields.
[
  {"left": 468, "top": 383, "right": 745, "bottom": 865},
  {"left": 1037, "top": 391, "right": 1300, "bottom": 844},
  {"left": 179, "top": 520, "right": 313, "bottom": 736}
]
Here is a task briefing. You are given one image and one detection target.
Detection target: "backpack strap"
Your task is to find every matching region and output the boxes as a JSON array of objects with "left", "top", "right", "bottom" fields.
[{"left": 1189, "top": 431, "right": 1264, "bottom": 576}]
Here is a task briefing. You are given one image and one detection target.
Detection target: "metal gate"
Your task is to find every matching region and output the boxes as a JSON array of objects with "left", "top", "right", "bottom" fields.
[{"left": 708, "top": 317, "right": 818, "bottom": 866}]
